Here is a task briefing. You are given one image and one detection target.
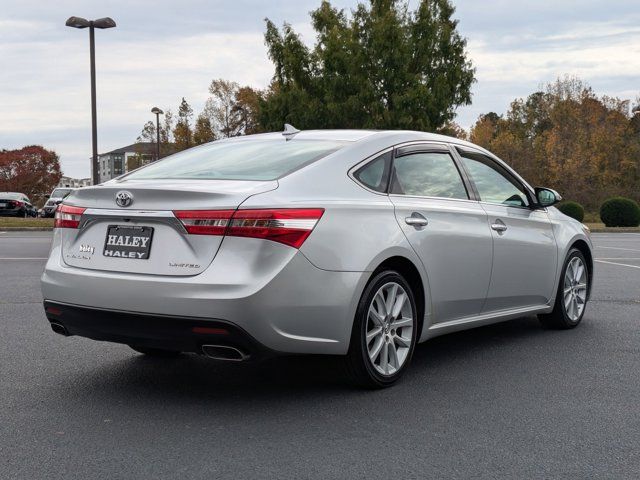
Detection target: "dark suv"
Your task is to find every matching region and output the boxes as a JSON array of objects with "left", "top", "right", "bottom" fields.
[{"left": 41, "top": 188, "right": 75, "bottom": 218}]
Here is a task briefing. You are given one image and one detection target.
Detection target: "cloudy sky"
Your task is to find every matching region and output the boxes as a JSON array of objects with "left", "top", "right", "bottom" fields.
[{"left": 1, "top": 0, "right": 639, "bottom": 178}]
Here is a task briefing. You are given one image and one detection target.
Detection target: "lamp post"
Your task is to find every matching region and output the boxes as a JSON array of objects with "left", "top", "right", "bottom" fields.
[
  {"left": 151, "top": 107, "right": 164, "bottom": 161},
  {"left": 66, "top": 16, "right": 116, "bottom": 185}
]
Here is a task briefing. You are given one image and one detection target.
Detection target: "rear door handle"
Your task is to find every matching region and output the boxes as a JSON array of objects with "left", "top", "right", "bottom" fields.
[
  {"left": 491, "top": 220, "right": 507, "bottom": 233},
  {"left": 405, "top": 213, "right": 428, "bottom": 227}
]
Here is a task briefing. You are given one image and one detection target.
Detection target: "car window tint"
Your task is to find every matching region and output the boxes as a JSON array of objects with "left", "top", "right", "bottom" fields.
[
  {"left": 124, "top": 139, "right": 346, "bottom": 181},
  {"left": 390, "top": 152, "right": 468, "bottom": 199},
  {"left": 353, "top": 151, "right": 391, "bottom": 192},
  {"left": 457, "top": 150, "right": 529, "bottom": 207}
]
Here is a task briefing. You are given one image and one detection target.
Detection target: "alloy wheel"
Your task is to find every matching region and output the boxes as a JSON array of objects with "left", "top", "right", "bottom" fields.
[
  {"left": 366, "top": 282, "right": 414, "bottom": 376},
  {"left": 563, "top": 256, "right": 588, "bottom": 322}
]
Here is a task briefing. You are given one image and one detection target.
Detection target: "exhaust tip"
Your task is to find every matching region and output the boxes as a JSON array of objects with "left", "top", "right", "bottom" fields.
[
  {"left": 50, "top": 322, "right": 69, "bottom": 336},
  {"left": 201, "top": 344, "right": 248, "bottom": 362}
]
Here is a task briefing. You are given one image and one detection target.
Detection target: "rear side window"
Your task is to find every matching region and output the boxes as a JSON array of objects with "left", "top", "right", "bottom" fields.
[
  {"left": 124, "top": 139, "right": 346, "bottom": 181},
  {"left": 353, "top": 151, "right": 392, "bottom": 192},
  {"left": 390, "top": 152, "right": 468, "bottom": 199}
]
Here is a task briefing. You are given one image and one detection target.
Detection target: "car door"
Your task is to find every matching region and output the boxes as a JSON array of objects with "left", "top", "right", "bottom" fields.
[
  {"left": 455, "top": 147, "right": 558, "bottom": 312},
  {"left": 388, "top": 143, "right": 493, "bottom": 323}
]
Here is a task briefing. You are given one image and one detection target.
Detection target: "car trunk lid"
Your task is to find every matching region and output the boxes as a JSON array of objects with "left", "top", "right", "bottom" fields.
[{"left": 59, "top": 179, "right": 277, "bottom": 276}]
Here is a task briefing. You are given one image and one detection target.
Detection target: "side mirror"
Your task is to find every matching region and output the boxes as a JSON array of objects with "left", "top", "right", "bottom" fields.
[{"left": 535, "top": 187, "right": 562, "bottom": 207}]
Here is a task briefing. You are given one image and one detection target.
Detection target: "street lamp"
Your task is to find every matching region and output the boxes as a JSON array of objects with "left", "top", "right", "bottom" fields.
[
  {"left": 66, "top": 16, "right": 116, "bottom": 185},
  {"left": 151, "top": 107, "right": 164, "bottom": 161}
]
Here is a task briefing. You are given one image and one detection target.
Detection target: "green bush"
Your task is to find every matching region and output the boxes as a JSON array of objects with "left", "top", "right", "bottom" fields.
[
  {"left": 557, "top": 201, "right": 585, "bottom": 222},
  {"left": 600, "top": 197, "right": 640, "bottom": 227}
]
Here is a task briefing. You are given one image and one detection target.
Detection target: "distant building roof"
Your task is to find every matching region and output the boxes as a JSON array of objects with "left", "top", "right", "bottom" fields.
[{"left": 100, "top": 142, "right": 178, "bottom": 156}]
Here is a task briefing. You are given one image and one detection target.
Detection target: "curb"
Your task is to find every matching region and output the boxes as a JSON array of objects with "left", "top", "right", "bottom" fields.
[{"left": 0, "top": 227, "right": 54, "bottom": 231}]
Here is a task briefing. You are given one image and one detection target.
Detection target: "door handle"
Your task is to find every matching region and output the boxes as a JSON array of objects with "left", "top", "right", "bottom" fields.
[
  {"left": 491, "top": 220, "right": 507, "bottom": 233},
  {"left": 405, "top": 213, "right": 428, "bottom": 227}
]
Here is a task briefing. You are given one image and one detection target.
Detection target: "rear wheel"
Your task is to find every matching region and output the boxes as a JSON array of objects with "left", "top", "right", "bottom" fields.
[
  {"left": 539, "top": 248, "right": 589, "bottom": 329},
  {"left": 345, "top": 270, "right": 418, "bottom": 388},
  {"left": 129, "top": 345, "right": 182, "bottom": 357}
]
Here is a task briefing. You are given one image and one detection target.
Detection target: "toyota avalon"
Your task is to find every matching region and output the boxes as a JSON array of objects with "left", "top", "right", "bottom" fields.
[{"left": 41, "top": 128, "right": 593, "bottom": 387}]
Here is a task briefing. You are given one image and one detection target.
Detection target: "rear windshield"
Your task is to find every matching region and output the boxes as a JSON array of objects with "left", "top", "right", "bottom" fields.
[
  {"left": 124, "top": 138, "right": 346, "bottom": 181},
  {"left": 0, "top": 192, "right": 23, "bottom": 200}
]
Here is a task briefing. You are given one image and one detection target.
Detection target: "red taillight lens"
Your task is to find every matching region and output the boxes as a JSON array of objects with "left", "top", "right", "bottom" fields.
[
  {"left": 173, "top": 208, "right": 324, "bottom": 248},
  {"left": 54, "top": 204, "right": 86, "bottom": 229},
  {"left": 173, "top": 210, "right": 235, "bottom": 235},
  {"left": 10, "top": 200, "right": 24, "bottom": 208},
  {"left": 228, "top": 209, "right": 325, "bottom": 248}
]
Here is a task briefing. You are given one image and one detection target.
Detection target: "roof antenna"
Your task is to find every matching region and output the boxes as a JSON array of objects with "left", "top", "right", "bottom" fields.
[{"left": 282, "top": 123, "right": 300, "bottom": 141}]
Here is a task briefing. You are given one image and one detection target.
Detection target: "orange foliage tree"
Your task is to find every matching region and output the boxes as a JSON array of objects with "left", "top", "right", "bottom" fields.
[
  {"left": 0, "top": 146, "right": 62, "bottom": 203},
  {"left": 470, "top": 77, "right": 640, "bottom": 210}
]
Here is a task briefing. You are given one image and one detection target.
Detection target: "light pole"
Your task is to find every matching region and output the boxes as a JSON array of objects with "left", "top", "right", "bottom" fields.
[
  {"left": 66, "top": 16, "right": 116, "bottom": 185},
  {"left": 151, "top": 107, "right": 164, "bottom": 161}
]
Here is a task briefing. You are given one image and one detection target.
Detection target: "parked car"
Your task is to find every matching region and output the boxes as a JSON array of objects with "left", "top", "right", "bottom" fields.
[
  {"left": 0, "top": 192, "right": 37, "bottom": 218},
  {"left": 41, "top": 129, "right": 593, "bottom": 388},
  {"left": 41, "top": 187, "right": 75, "bottom": 218}
]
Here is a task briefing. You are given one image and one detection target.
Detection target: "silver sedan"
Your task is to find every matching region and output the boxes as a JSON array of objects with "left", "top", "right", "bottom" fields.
[{"left": 41, "top": 128, "right": 593, "bottom": 387}]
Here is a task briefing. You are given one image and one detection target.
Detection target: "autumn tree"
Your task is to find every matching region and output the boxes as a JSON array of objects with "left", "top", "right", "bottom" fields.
[
  {"left": 470, "top": 77, "right": 640, "bottom": 210},
  {"left": 193, "top": 114, "right": 215, "bottom": 145},
  {"left": 0, "top": 146, "right": 62, "bottom": 202},
  {"left": 260, "top": 0, "right": 475, "bottom": 131},
  {"left": 173, "top": 98, "right": 194, "bottom": 150},
  {"left": 204, "top": 79, "right": 263, "bottom": 138}
]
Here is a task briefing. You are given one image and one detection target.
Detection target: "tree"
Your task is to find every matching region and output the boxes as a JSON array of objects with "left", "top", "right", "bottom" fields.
[
  {"left": 260, "top": 0, "right": 475, "bottom": 132},
  {"left": 469, "top": 76, "right": 640, "bottom": 210},
  {"left": 173, "top": 98, "right": 193, "bottom": 151},
  {"left": 0, "top": 146, "right": 62, "bottom": 202},
  {"left": 193, "top": 114, "right": 215, "bottom": 145},
  {"left": 203, "top": 80, "right": 263, "bottom": 138}
]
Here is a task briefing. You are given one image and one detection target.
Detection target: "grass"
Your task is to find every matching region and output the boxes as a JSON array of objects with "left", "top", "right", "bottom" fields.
[{"left": 0, "top": 217, "right": 54, "bottom": 228}]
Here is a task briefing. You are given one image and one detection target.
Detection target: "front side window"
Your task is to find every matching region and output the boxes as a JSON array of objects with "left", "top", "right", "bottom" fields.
[
  {"left": 457, "top": 149, "right": 529, "bottom": 207},
  {"left": 124, "top": 139, "right": 346, "bottom": 181},
  {"left": 353, "top": 151, "right": 392, "bottom": 193},
  {"left": 390, "top": 152, "right": 468, "bottom": 199}
]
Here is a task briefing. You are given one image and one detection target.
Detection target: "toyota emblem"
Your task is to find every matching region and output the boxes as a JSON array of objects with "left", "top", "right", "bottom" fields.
[{"left": 115, "top": 191, "right": 133, "bottom": 208}]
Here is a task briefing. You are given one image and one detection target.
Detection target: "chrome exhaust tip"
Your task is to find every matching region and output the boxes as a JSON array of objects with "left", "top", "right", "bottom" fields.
[
  {"left": 201, "top": 344, "right": 249, "bottom": 362},
  {"left": 50, "top": 322, "right": 69, "bottom": 336}
]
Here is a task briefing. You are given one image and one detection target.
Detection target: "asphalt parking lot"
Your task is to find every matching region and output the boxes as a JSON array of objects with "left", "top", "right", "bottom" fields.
[{"left": 1, "top": 231, "right": 639, "bottom": 479}]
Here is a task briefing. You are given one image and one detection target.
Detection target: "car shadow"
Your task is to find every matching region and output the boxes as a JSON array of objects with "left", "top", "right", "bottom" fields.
[{"left": 54, "top": 315, "right": 560, "bottom": 404}]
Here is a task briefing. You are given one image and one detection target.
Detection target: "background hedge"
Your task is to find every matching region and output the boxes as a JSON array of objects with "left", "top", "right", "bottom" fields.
[
  {"left": 600, "top": 197, "right": 640, "bottom": 227},
  {"left": 557, "top": 201, "right": 585, "bottom": 222}
]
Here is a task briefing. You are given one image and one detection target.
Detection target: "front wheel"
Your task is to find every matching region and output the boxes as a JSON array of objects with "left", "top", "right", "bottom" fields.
[
  {"left": 345, "top": 270, "right": 418, "bottom": 388},
  {"left": 539, "top": 248, "right": 589, "bottom": 329}
]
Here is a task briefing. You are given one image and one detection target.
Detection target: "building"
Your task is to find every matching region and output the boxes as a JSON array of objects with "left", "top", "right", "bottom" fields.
[
  {"left": 96, "top": 142, "right": 157, "bottom": 183},
  {"left": 58, "top": 176, "right": 92, "bottom": 188}
]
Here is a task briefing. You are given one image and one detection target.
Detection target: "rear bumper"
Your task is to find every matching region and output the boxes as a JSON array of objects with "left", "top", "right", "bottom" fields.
[
  {"left": 41, "top": 234, "right": 369, "bottom": 355},
  {"left": 44, "top": 301, "right": 272, "bottom": 359}
]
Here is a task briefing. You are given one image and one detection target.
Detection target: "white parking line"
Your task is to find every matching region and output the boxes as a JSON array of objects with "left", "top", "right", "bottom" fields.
[
  {"left": 595, "top": 246, "right": 640, "bottom": 253},
  {"left": 0, "top": 257, "right": 47, "bottom": 260},
  {"left": 595, "top": 259, "right": 640, "bottom": 270},
  {"left": 595, "top": 257, "right": 640, "bottom": 261}
]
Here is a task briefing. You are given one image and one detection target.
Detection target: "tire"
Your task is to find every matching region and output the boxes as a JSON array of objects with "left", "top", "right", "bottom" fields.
[
  {"left": 129, "top": 345, "right": 182, "bottom": 357},
  {"left": 345, "top": 270, "right": 419, "bottom": 388},
  {"left": 539, "top": 248, "right": 589, "bottom": 329}
]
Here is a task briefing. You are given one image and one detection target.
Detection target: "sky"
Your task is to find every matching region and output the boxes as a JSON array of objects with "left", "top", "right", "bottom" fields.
[{"left": 1, "top": 0, "right": 639, "bottom": 178}]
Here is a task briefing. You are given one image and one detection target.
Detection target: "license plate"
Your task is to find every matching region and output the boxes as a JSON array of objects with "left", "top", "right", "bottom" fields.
[
  {"left": 0, "top": 203, "right": 6, "bottom": 208},
  {"left": 103, "top": 225, "right": 154, "bottom": 260}
]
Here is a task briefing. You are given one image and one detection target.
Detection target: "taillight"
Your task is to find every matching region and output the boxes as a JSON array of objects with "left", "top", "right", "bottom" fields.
[
  {"left": 228, "top": 209, "right": 324, "bottom": 248},
  {"left": 54, "top": 204, "right": 86, "bottom": 229},
  {"left": 173, "top": 210, "right": 234, "bottom": 235},
  {"left": 10, "top": 200, "right": 24, "bottom": 208},
  {"left": 173, "top": 208, "right": 324, "bottom": 249}
]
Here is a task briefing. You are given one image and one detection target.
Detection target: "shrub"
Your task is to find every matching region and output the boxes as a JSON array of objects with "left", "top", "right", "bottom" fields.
[
  {"left": 557, "top": 201, "right": 585, "bottom": 222},
  {"left": 599, "top": 197, "right": 640, "bottom": 227}
]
